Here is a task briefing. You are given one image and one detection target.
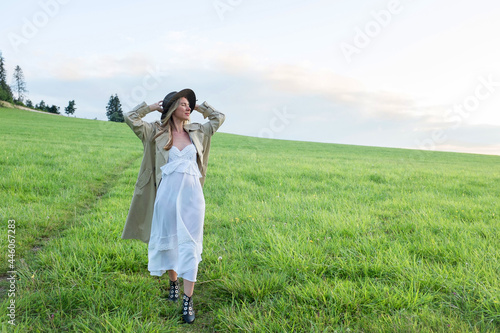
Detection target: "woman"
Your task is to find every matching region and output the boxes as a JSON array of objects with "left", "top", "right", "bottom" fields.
[{"left": 121, "top": 89, "right": 225, "bottom": 324}]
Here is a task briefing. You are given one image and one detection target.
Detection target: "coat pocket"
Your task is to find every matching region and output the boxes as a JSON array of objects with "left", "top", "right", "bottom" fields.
[{"left": 136, "top": 168, "right": 152, "bottom": 189}]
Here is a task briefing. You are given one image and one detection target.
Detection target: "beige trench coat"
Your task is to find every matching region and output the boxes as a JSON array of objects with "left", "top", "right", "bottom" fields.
[{"left": 121, "top": 101, "right": 225, "bottom": 243}]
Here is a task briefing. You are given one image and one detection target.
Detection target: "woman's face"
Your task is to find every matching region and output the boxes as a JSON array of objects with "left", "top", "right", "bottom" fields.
[{"left": 172, "top": 97, "right": 191, "bottom": 121}]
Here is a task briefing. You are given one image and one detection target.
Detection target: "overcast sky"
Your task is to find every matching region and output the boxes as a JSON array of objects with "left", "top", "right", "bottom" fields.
[{"left": 2, "top": 0, "right": 500, "bottom": 155}]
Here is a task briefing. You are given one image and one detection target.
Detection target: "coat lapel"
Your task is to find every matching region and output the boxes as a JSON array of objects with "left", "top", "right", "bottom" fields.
[
  {"left": 185, "top": 124, "right": 204, "bottom": 169},
  {"left": 155, "top": 131, "right": 170, "bottom": 162}
]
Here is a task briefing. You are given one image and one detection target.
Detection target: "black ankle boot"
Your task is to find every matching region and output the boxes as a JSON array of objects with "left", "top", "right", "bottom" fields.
[
  {"left": 168, "top": 280, "right": 179, "bottom": 302},
  {"left": 182, "top": 294, "right": 195, "bottom": 324}
]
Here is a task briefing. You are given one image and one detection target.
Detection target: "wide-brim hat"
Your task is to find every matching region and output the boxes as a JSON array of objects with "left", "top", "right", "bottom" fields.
[{"left": 161, "top": 88, "right": 196, "bottom": 121}]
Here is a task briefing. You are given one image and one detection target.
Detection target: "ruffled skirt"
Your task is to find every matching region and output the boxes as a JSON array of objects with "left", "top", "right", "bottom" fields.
[{"left": 148, "top": 170, "right": 205, "bottom": 282}]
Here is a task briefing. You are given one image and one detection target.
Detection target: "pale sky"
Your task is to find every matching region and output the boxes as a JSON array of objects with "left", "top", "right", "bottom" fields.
[{"left": 2, "top": 0, "right": 500, "bottom": 155}]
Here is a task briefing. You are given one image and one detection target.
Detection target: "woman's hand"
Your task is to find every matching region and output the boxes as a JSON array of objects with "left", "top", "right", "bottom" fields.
[
  {"left": 194, "top": 103, "right": 200, "bottom": 112},
  {"left": 149, "top": 101, "right": 163, "bottom": 112}
]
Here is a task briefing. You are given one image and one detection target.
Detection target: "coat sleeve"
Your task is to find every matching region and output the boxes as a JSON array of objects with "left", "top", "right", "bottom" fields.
[
  {"left": 124, "top": 102, "right": 156, "bottom": 142},
  {"left": 197, "top": 101, "right": 225, "bottom": 136}
]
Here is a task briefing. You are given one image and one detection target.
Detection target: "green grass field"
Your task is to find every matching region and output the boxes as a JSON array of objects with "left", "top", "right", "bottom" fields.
[{"left": 1, "top": 106, "right": 499, "bottom": 332}]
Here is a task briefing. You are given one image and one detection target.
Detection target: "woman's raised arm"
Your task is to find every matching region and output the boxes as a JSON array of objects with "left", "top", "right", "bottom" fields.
[
  {"left": 124, "top": 102, "right": 162, "bottom": 142},
  {"left": 195, "top": 101, "right": 225, "bottom": 137}
]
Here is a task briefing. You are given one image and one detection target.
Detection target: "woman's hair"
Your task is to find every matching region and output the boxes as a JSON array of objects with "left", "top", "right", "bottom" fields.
[{"left": 152, "top": 98, "right": 189, "bottom": 150}]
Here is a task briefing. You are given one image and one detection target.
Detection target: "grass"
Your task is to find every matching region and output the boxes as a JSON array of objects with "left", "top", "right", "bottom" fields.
[{"left": 0, "top": 106, "right": 499, "bottom": 332}]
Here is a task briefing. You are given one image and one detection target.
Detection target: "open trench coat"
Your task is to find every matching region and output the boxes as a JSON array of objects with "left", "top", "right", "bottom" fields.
[{"left": 121, "top": 101, "right": 225, "bottom": 243}]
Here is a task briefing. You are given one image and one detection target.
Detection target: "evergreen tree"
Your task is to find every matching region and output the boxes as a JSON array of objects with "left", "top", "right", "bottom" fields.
[
  {"left": 12, "top": 65, "right": 27, "bottom": 103},
  {"left": 65, "top": 100, "right": 76, "bottom": 116},
  {"left": 26, "top": 99, "right": 33, "bottom": 108},
  {"left": 0, "top": 51, "right": 14, "bottom": 102},
  {"left": 47, "top": 105, "right": 60, "bottom": 114},
  {"left": 0, "top": 52, "right": 6, "bottom": 85},
  {"left": 37, "top": 100, "right": 47, "bottom": 111},
  {"left": 106, "top": 94, "right": 124, "bottom": 122}
]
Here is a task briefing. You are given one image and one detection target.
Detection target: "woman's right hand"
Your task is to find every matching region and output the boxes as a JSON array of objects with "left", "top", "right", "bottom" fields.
[{"left": 149, "top": 101, "right": 164, "bottom": 112}]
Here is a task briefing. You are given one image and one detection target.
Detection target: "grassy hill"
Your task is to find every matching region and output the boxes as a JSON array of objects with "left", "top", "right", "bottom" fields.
[{"left": 1, "top": 106, "right": 499, "bottom": 332}]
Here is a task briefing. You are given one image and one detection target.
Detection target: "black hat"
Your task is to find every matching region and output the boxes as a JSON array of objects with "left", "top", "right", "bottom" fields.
[{"left": 161, "top": 89, "right": 196, "bottom": 120}]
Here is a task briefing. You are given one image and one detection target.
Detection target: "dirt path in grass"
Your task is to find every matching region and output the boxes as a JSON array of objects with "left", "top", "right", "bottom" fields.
[{"left": 0, "top": 153, "right": 142, "bottom": 299}]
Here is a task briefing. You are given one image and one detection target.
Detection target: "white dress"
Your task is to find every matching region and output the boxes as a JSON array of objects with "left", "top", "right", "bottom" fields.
[{"left": 148, "top": 142, "right": 205, "bottom": 282}]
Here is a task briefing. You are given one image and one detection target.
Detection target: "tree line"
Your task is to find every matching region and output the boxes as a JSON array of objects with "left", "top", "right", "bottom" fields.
[
  {"left": 1, "top": 51, "right": 76, "bottom": 116},
  {"left": 1, "top": 50, "right": 125, "bottom": 122}
]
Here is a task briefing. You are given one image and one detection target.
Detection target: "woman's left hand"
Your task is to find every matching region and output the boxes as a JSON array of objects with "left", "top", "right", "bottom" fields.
[{"left": 148, "top": 101, "right": 163, "bottom": 112}]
